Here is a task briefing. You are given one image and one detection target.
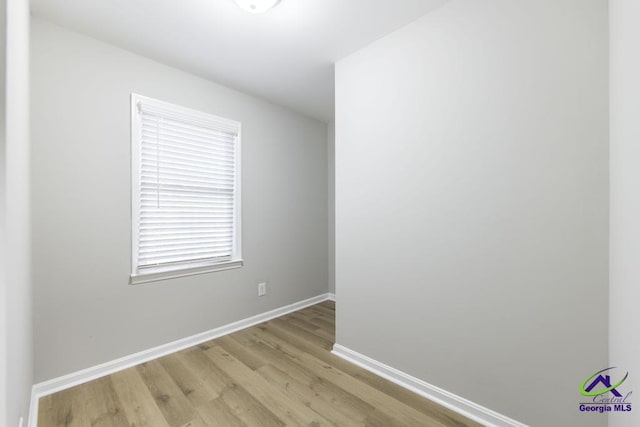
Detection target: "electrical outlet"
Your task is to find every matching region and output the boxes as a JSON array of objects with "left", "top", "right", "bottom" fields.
[{"left": 258, "top": 282, "right": 266, "bottom": 297}]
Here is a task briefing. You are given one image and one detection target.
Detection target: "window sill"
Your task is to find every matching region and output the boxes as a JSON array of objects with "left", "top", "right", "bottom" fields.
[{"left": 130, "top": 259, "right": 244, "bottom": 285}]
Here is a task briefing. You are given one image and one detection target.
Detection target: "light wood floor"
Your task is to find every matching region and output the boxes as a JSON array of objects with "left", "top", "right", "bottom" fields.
[{"left": 38, "top": 301, "right": 480, "bottom": 427}]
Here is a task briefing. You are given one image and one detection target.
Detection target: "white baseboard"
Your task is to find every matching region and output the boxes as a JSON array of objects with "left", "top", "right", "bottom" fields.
[
  {"left": 331, "top": 344, "right": 528, "bottom": 427},
  {"left": 28, "top": 385, "right": 39, "bottom": 427},
  {"left": 28, "top": 293, "right": 332, "bottom": 427},
  {"left": 328, "top": 292, "right": 336, "bottom": 301}
]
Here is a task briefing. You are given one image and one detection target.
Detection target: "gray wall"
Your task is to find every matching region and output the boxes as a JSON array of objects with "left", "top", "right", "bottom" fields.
[
  {"left": 335, "top": 1, "right": 608, "bottom": 426},
  {"left": 31, "top": 18, "right": 328, "bottom": 382},
  {"left": 610, "top": 1, "right": 640, "bottom": 426},
  {"left": 328, "top": 120, "right": 335, "bottom": 294},
  {"left": 3, "top": 0, "right": 32, "bottom": 424}
]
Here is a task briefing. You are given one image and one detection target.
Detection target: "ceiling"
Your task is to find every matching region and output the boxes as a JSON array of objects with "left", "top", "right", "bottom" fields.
[{"left": 30, "top": 0, "right": 448, "bottom": 122}]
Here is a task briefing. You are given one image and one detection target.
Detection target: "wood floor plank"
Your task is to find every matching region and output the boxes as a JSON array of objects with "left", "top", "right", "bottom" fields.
[
  {"left": 36, "top": 395, "right": 56, "bottom": 427},
  {"left": 305, "top": 304, "right": 336, "bottom": 318},
  {"left": 39, "top": 302, "right": 479, "bottom": 427},
  {"left": 48, "top": 385, "right": 91, "bottom": 427},
  {"left": 281, "top": 315, "right": 335, "bottom": 347},
  {"left": 303, "top": 309, "right": 336, "bottom": 324},
  {"left": 233, "top": 337, "right": 376, "bottom": 423},
  {"left": 217, "top": 382, "right": 285, "bottom": 427},
  {"left": 82, "top": 376, "right": 130, "bottom": 427},
  {"left": 271, "top": 317, "right": 334, "bottom": 350},
  {"left": 313, "top": 327, "right": 336, "bottom": 342},
  {"left": 287, "top": 307, "right": 334, "bottom": 324},
  {"left": 262, "top": 318, "right": 479, "bottom": 427},
  {"left": 177, "top": 346, "right": 235, "bottom": 395},
  {"left": 196, "top": 397, "right": 247, "bottom": 426},
  {"left": 178, "top": 414, "right": 209, "bottom": 427},
  {"left": 365, "top": 407, "right": 426, "bottom": 427},
  {"left": 111, "top": 367, "right": 171, "bottom": 427},
  {"left": 159, "top": 352, "right": 219, "bottom": 407},
  {"left": 256, "top": 363, "right": 365, "bottom": 426},
  {"left": 204, "top": 344, "right": 331, "bottom": 426},
  {"left": 216, "top": 334, "right": 266, "bottom": 370},
  {"left": 179, "top": 345, "right": 285, "bottom": 427},
  {"left": 319, "top": 300, "right": 335, "bottom": 310},
  {"left": 136, "top": 359, "right": 196, "bottom": 427},
  {"left": 246, "top": 322, "right": 453, "bottom": 427},
  {"left": 308, "top": 316, "right": 335, "bottom": 331}
]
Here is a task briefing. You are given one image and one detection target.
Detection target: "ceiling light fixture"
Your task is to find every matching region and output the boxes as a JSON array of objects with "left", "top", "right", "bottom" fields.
[{"left": 233, "top": 0, "right": 281, "bottom": 14}]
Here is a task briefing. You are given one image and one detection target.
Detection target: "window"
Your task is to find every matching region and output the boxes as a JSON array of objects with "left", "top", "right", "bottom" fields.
[{"left": 130, "top": 94, "right": 242, "bottom": 284}]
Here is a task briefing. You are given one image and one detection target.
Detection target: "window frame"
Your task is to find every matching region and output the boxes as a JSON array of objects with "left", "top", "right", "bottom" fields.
[{"left": 129, "top": 93, "right": 243, "bottom": 285}]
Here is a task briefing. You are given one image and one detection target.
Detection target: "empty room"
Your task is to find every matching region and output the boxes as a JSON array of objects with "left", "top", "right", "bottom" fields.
[{"left": 1, "top": 0, "right": 638, "bottom": 426}]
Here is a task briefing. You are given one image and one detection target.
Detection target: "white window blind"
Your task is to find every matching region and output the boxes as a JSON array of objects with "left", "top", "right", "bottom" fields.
[{"left": 131, "top": 94, "right": 242, "bottom": 282}]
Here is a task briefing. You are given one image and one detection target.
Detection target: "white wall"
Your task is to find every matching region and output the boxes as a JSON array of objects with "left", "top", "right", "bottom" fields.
[
  {"left": 31, "top": 18, "right": 328, "bottom": 382},
  {"left": 335, "top": 1, "right": 608, "bottom": 426},
  {"left": 2, "top": 0, "right": 32, "bottom": 425},
  {"left": 0, "top": 0, "right": 6, "bottom": 421},
  {"left": 328, "top": 120, "right": 335, "bottom": 294},
  {"left": 610, "top": 1, "right": 640, "bottom": 426}
]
